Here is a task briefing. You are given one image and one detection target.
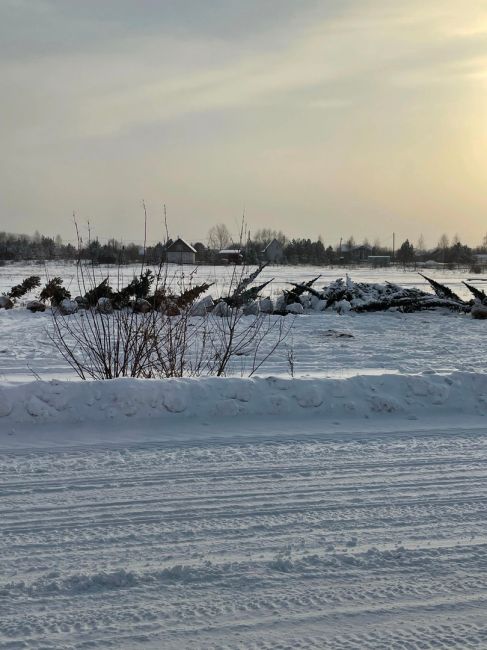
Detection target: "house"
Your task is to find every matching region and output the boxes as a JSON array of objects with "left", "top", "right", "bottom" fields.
[
  {"left": 339, "top": 244, "right": 372, "bottom": 263},
  {"left": 218, "top": 249, "right": 243, "bottom": 265},
  {"left": 262, "top": 239, "right": 284, "bottom": 264},
  {"left": 368, "top": 255, "right": 390, "bottom": 267},
  {"left": 166, "top": 238, "right": 196, "bottom": 265}
]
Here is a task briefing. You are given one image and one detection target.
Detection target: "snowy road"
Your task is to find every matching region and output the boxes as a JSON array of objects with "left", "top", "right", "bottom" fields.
[{"left": 2, "top": 420, "right": 487, "bottom": 649}]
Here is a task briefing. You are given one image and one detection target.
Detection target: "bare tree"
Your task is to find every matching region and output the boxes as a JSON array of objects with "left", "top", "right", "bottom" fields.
[
  {"left": 208, "top": 223, "right": 231, "bottom": 251},
  {"left": 438, "top": 233, "right": 450, "bottom": 250},
  {"left": 416, "top": 234, "right": 426, "bottom": 253},
  {"left": 253, "top": 228, "right": 287, "bottom": 247}
]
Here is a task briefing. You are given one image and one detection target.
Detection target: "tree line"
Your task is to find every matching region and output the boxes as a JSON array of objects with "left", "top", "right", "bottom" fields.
[{"left": 1, "top": 226, "right": 487, "bottom": 267}]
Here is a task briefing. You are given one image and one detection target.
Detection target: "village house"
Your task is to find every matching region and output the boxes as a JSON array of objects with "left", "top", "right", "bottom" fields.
[
  {"left": 261, "top": 239, "right": 284, "bottom": 264},
  {"left": 165, "top": 238, "right": 196, "bottom": 265},
  {"left": 368, "top": 255, "right": 391, "bottom": 267},
  {"left": 218, "top": 248, "right": 243, "bottom": 265},
  {"left": 338, "top": 243, "right": 372, "bottom": 263}
]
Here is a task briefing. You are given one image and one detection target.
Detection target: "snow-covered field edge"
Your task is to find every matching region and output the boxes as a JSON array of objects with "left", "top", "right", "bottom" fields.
[{"left": 1, "top": 371, "right": 487, "bottom": 427}]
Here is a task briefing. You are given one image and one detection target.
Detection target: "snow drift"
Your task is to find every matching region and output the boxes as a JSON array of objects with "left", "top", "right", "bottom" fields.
[{"left": 1, "top": 371, "right": 487, "bottom": 426}]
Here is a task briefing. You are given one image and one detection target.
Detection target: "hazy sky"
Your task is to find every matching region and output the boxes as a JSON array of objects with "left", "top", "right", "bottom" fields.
[{"left": 1, "top": 0, "right": 487, "bottom": 247}]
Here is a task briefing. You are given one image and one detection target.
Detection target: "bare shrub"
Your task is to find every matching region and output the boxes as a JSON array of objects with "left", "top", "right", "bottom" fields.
[
  {"left": 49, "top": 280, "right": 290, "bottom": 380},
  {"left": 202, "top": 305, "right": 290, "bottom": 377},
  {"left": 48, "top": 216, "right": 291, "bottom": 380},
  {"left": 50, "top": 308, "right": 160, "bottom": 380}
]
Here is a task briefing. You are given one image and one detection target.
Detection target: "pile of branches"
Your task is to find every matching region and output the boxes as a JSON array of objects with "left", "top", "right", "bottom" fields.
[
  {"left": 40, "top": 277, "right": 71, "bottom": 305},
  {"left": 278, "top": 273, "right": 484, "bottom": 314},
  {"left": 220, "top": 263, "right": 273, "bottom": 308},
  {"left": 1, "top": 266, "right": 274, "bottom": 315},
  {"left": 4, "top": 268, "right": 486, "bottom": 318},
  {"left": 8, "top": 275, "right": 41, "bottom": 300},
  {"left": 77, "top": 271, "right": 213, "bottom": 314},
  {"left": 0, "top": 275, "right": 41, "bottom": 309}
]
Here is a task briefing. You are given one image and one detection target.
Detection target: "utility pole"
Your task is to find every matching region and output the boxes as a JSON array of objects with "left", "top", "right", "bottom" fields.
[{"left": 392, "top": 232, "right": 395, "bottom": 263}]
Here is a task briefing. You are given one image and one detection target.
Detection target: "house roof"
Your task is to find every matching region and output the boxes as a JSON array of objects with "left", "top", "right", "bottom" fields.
[
  {"left": 262, "top": 238, "right": 282, "bottom": 253},
  {"left": 339, "top": 243, "right": 372, "bottom": 253},
  {"left": 166, "top": 237, "right": 196, "bottom": 253},
  {"left": 422, "top": 260, "right": 447, "bottom": 268}
]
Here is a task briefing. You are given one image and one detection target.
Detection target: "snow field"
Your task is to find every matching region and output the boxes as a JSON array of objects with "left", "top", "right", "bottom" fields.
[
  {"left": 1, "top": 262, "right": 486, "bottom": 382},
  {"left": 1, "top": 304, "right": 486, "bottom": 383}
]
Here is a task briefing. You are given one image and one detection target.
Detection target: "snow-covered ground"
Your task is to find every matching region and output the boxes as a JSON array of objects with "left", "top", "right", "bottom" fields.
[
  {"left": 2, "top": 407, "right": 487, "bottom": 649},
  {"left": 1, "top": 262, "right": 487, "bottom": 648},
  {"left": 2, "top": 303, "right": 486, "bottom": 382},
  {"left": 0, "top": 262, "right": 486, "bottom": 381}
]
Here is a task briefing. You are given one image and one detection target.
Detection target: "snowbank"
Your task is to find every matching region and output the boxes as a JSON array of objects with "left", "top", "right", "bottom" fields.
[{"left": 1, "top": 371, "right": 487, "bottom": 426}]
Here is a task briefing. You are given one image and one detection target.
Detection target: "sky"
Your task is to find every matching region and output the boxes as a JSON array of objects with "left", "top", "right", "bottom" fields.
[{"left": 1, "top": 0, "right": 487, "bottom": 248}]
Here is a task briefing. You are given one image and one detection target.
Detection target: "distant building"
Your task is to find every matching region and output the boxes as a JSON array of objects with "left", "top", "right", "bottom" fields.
[
  {"left": 368, "top": 255, "right": 390, "bottom": 267},
  {"left": 166, "top": 238, "right": 196, "bottom": 265},
  {"left": 421, "top": 260, "right": 447, "bottom": 269},
  {"left": 339, "top": 244, "right": 372, "bottom": 263},
  {"left": 218, "top": 249, "right": 243, "bottom": 265},
  {"left": 262, "top": 239, "right": 284, "bottom": 264}
]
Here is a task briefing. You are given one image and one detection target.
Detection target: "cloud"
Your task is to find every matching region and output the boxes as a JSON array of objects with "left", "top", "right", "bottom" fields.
[
  {"left": 0, "top": 0, "right": 342, "bottom": 60},
  {"left": 1, "top": 0, "right": 487, "bottom": 244}
]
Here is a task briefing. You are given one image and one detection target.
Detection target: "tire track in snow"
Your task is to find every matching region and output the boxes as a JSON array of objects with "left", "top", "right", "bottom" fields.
[{"left": 1, "top": 429, "right": 487, "bottom": 648}]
